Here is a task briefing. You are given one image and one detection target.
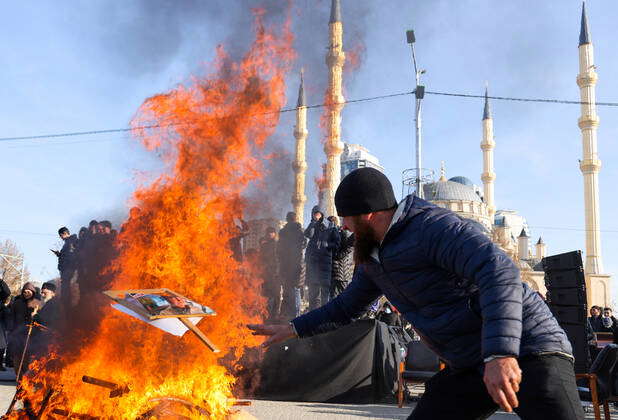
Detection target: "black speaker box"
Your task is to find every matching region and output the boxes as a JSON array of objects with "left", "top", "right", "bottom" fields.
[
  {"left": 561, "top": 323, "right": 591, "bottom": 374},
  {"left": 542, "top": 250, "right": 583, "bottom": 272},
  {"left": 545, "top": 268, "right": 585, "bottom": 289},
  {"left": 547, "top": 288, "right": 586, "bottom": 306},
  {"left": 548, "top": 304, "right": 587, "bottom": 325}
]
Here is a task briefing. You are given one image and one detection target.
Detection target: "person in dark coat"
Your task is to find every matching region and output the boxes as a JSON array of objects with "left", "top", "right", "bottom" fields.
[
  {"left": 260, "top": 227, "right": 280, "bottom": 320},
  {"left": 37, "top": 282, "right": 61, "bottom": 329},
  {"left": 7, "top": 282, "right": 41, "bottom": 368},
  {"left": 250, "top": 168, "right": 583, "bottom": 420},
  {"left": 328, "top": 217, "right": 355, "bottom": 299},
  {"left": 598, "top": 307, "right": 618, "bottom": 341},
  {"left": 304, "top": 206, "right": 340, "bottom": 310},
  {"left": 277, "top": 212, "right": 306, "bottom": 318},
  {"left": 9, "top": 282, "right": 40, "bottom": 332},
  {"left": 0, "top": 278, "right": 10, "bottom": 371},
  {"left": 55, "top": 226, "right": 78, "bottom": 311},
  {"left": 588, "top": 305, "right": 603, "bottom": 332},
  {"left": 229, "top": 219, "right": 249, "bottom": 262}
]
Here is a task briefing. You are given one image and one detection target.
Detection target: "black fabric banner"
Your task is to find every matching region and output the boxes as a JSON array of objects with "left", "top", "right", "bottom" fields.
[{"left": 257, "top": 319, "right": 410, "bottom": 403}]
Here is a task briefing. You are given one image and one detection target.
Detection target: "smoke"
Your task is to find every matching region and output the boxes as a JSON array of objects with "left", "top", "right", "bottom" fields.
[
  {"left": 86, "top": 1, "right": 287, "bottom": 76},
  {"left": 85, "top": 1, "right": 370, "bottom": 80},
  {"left": 243, "top": 135, "right": 295, "bottom": 221},
  {"left": 69, "top": 1, "right": 371, "bottom": 221}
]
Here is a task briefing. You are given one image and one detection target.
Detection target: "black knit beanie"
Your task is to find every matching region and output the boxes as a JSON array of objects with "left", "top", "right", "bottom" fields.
[
  {"left": 335, "top": 168, "right": 397, "bottom": 217},
  {"left": 42, "top": 282, "right": 57, "bottom": 293}
]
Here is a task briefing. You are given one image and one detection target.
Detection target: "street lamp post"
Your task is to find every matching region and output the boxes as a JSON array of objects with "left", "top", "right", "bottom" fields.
[{"left": 406, "top": 30, "right": 426, "bottom": 198}]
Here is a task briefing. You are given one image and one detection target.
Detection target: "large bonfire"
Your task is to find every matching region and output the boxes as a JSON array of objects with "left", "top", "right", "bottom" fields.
[{"left": 11, "top": 8, "right": 294, "bottom": 419}]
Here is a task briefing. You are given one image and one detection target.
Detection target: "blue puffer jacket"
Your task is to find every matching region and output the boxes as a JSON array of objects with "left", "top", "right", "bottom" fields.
[{"left": 293, "top": 195, "right": 572, "bottom": 369}]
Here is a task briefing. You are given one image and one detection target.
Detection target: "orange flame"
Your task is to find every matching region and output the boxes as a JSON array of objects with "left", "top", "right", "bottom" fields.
[{"left": 11, "top": 7, "right": 294, "bottom": 419}]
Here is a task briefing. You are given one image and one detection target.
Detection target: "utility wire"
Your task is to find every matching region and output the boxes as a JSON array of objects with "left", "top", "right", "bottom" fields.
[
  {"left": 0, "top": 229, "right": 56, "bottom": 237},
  {"left": 3, "top": 88, "right": 617, "bottom": 143},
  {"left": 425, "top": 90, "right": 618, "bottom": 107},
  {"left": 529, "top": 225, "right": 618, "bottom": 234},
  {"left": 0, "top": 91, "right": 414, "bottom": 143},
  {"left": 7, "top": 136, "right": 131, "bottom": 149}
]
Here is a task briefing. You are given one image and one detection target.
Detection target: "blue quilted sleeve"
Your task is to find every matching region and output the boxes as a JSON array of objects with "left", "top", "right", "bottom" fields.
[{"left": 291, "top": 266, "right": 382, "bottom": 337}]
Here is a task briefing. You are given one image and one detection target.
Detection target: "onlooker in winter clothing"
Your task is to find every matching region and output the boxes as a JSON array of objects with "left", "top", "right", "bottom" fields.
[
  {"left": 260, "top": 227, "right": 280, "bottom": 320},
  {"left": 304, "top": 206, "right": 340, "bottom": 310},
  {"left": 7, "top": 282, "right": 41, "bottom": 367},
  {"left": 55, "top": 226, "right": 78, "bottom": 311},
  {"left": 329, "top": 218, "right": 355, "bottom": 299},
  {"left": 229, "top": 219, "right": 250, "bottom": 262},
  {"left": 250, "top": 167, "right": 582, "bottom": 420},
  {"left": 36, "top": 282, "right": 61, "bottom": 330},
  {"left": 598, "top": 307, "right": 618, "bottom": 343},
  {"left": 278, "top": 212, "right": 306, "bottom": 318},
  {"left": 588, "top": 305, "right": 603, "bottom": 332},
  {"left": 9, "top": 282, "right": 41, "bottom": 332},
  {"left": 0, "top": 279, "right": 10, "bottom": 371}
]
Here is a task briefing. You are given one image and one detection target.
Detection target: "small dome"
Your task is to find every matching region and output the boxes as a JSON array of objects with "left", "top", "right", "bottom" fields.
[
  {"left": 423, "top": 180, "right": 482, "bottom": 203},
  {"left": 448, "top": 176, "right": 474, "bottom": 187}
]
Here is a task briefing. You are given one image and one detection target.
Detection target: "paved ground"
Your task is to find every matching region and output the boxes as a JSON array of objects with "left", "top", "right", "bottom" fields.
[
  {"left": 0, "top": 370, "right": 610, "bottom": 419},
  {"left": 241, "top": 399, "right": 521, "bottom": 419}
]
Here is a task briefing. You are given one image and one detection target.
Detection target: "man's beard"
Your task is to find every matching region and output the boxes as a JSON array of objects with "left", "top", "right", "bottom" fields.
[{"left": 353, "top": 219, "right": 379, "bottom": 264}]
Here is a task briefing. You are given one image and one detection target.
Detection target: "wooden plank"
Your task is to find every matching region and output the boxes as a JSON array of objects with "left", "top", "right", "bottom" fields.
[{"left": 179, "top": 318, "right": 220, "bottom": 353}]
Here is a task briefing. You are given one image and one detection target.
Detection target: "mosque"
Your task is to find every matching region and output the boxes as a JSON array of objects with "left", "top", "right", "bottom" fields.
[
  {"left": 287, "top": 1, "right": 611, "bottom": 306},
  {"left": 420, "top": 91, "right": 549, "bottom": 296}
]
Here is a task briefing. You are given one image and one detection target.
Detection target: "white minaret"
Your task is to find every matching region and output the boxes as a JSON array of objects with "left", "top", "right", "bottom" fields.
[
  {"left": 292, "top": 72, "right": 308, "bottom": 226},
  {"left": 323, "top": 0, "right": 345, "bottom": 217},
  {"left": 481, "top": 88, "right": 496, "bottom": 222},
  {"left": 518, "top": 228, "right": 529, "bottom": 261},
  {"left": 577, "top": 2, "right": 604, "bottom": 274},
  {"left": 536, "top": 237, "right": 546, "bottom": 260}
]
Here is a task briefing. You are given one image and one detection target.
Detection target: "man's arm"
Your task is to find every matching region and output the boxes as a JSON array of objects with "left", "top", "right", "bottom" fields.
[
  {"left": 419, "top": 210, "right": 523, "bottom": 359},
  {"left": 292, "top": 266, "right": 381, "bottom": 337},
  {"left": 248, "top": 266, "right": 382, "bottom": 344}
]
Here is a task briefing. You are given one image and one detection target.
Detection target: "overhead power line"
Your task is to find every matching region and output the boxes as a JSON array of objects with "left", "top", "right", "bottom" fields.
[
  {"left": 0, "top": 91, "right": 414, "bottom": 143},
  {"left": 0, "top": 229, "right": 56, "bottom": 237},
  {"left": 1, "top": 89, "right": 618, "bottom": 143},
  {"left": 529, "top": 225, "right": 618, "bottom": 234},
  {"left": 425, "top": 90, "right": 618, "bottom": 107}
]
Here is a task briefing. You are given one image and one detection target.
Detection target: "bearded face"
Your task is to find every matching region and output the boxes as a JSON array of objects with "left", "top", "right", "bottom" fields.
[{"left": 347, "top": 216, "right": 379, "bottom": 264}]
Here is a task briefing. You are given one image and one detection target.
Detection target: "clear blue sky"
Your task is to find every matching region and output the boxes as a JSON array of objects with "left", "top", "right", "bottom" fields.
[{"left": 1, "top": 1, "right": 617, "bottom": 302}]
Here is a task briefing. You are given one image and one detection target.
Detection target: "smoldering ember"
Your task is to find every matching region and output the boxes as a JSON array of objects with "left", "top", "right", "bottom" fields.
[{"left": 0, "top": 1, "right": 617, "bottom": 419}]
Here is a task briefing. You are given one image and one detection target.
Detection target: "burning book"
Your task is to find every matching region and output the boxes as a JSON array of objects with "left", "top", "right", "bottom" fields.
[{"left": 104, "top": 288, "right": 220, "bottom": 353}]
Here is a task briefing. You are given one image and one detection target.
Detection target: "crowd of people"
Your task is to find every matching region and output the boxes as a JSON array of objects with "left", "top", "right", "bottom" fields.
[
  {"left": 250, "top": 207, "right": 356, "bottom": 321},
  {"left": 0, "top": 220, "right": 118, "bottom": 373},
  {"left": 0, "top": 280, "right": 58, "bottom": 372},
  {"left": 55, "top": 220, "right": 117, "bottom": 309},
  {"left": 588, "top": 305, "right": 618, "bottom": 338}
]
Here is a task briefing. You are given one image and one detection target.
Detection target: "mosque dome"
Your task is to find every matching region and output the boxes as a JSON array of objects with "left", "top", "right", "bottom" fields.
[
  {"left": 448, "top": 176, "right": 475, "bottom": 187},
  {"left": 423, "top": 180, "right": 482, "bottom": 203}
]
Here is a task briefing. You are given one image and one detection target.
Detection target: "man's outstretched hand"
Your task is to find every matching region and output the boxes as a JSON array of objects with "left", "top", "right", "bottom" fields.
[
  {"left": 247, "top": 323, "right": 297, "bottom": 347},
  {"left": 483, "top": 357, "right": 522, "bottom": 413}
]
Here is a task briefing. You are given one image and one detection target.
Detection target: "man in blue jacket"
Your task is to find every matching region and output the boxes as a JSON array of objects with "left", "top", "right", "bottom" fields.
[{"left": 249, "top": 168, "right": 583, "bottom": 420}]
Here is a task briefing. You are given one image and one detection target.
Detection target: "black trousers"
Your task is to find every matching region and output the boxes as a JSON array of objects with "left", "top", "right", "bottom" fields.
[{"left": 408, "top": 354, "right": 585, "bottom": 420}]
